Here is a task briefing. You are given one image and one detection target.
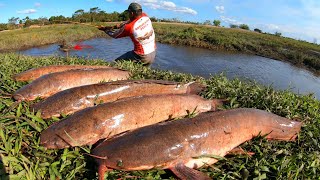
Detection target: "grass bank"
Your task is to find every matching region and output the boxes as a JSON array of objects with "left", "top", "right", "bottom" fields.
[
  {"left": 153, "top": 23, "right": 320, "bottom": 75},
  {"left": 0, "top": 24, "right": 105, "bottom": 52},
  {"left": 0, "top": 53, "right": 319, "bottom": 179}
]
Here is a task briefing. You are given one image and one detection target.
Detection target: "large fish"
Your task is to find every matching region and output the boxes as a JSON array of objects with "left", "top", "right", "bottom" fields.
[
  {"left": 32, "top": 80, "right": 205, "bottom": 119},
  {"left": 92, "top": 108, "right": 302, "bottom": 180},
  {"left": 40, "top": 94, "right": 225, "bottom": 149},
  {"left": 13, "top": 65, "right": 113, "bottom": 82},
  {"left": 13, "top": 68, "right": 130, "bottom": 101}
]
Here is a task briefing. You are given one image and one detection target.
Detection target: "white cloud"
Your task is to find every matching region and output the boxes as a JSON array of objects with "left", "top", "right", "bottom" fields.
[
  {"left": 260, "top": 24, "right": 280, "bottom": 32},
  {"left": 162, "top": 1, "right": 176, "bottom": 8},
  {"left": 220, "top": 15, "right": 242, "bottom": 25},
  {"left": 106, "top": 0, "right": 113, "bottom": 2},
  {"left": 17, "top": 9, "right": 37, "bottom": 14},
  {"left": 135, "top": 0, "right": 197, "bottom": 15},
  {"left": 215, "top": 5, "right": 224, "bottom": 13},
  {"left": 252, "top": 22, "right": 320, "bottom": 43}
]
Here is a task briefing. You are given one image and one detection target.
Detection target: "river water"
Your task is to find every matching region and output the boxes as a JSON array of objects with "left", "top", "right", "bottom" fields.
[{"left": 18, "top": 37, "right": 320, "bottom": 99}]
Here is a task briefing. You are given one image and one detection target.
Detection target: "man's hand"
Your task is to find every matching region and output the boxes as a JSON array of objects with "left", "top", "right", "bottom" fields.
[
  {"left": 106, "top": 30, "right": 114, "bottom": 37},
  {"left": 96, "top": 26, "right": 114, "bottom": 31}
]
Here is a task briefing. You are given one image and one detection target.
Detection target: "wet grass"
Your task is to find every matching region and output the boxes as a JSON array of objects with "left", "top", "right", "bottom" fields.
[{"left": 1, "top": 53, "right": 319, "bottom": 179}]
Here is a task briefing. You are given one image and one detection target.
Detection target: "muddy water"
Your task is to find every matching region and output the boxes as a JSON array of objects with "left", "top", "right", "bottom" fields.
[{"left": 18, "top": 37, "right": 320, "bottom": 99}]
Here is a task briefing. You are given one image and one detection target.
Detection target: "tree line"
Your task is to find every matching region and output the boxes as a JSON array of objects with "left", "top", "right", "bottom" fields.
[
  {"left": 0, "top": 7, "right": 224, "bottom": 30},
  {"left": 0, "top": 6, "right": 276, "bottom": 37}
]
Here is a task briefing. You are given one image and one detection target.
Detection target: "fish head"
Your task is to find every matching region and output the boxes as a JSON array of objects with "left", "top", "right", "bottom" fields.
[
  {"left": 40, "top": 134, "right": 69, "bottom": 149},
  {"left": 40, "top": 124, "right": 72, "bottom": 149}
]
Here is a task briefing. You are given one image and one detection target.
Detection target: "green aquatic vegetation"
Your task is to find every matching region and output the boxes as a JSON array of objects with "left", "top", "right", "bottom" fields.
[{"left": 0, "top": 53, "right": 319, "bottom": 179}]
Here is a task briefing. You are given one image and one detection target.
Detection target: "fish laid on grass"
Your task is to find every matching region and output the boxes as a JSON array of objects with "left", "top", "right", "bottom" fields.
[
  {"left": 91, "top": 108, "right": 302, "bottom": 180},
  {"left": 32, "top": 80, "right": 205, "bottom": 119},
  {"left": 40, "top": 94, "right": 226, "bottom": 149},
  {"left": 13, "top": 65, "right": 113, "bottom": 82},
  {"left": 13, "top": 68, "right": 130, "bottom": 101}
]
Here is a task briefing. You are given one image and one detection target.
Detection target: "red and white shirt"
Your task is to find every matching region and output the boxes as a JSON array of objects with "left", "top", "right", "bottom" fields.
[{"left": 115, "top": 13, "right": 156, "bottom": 55}]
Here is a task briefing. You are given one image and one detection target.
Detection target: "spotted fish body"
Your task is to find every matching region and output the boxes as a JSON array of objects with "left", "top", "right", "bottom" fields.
[
  {"left": 13, "top": 65, "right": 113, "bottom": 82},
  {"left": 13, "top": 68, "right": 130, "bottom": 101},
  {"left": 92, "top": 108, "right": 302, "bottom": 179},
  {"left": 40, "top": 94, "right": 224, "bottom": 149},
  {"left": 33, "top": 80, "right": 205, "bottom": 119}
]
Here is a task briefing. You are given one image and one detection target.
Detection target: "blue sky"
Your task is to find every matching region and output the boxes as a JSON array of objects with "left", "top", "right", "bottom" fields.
[{"left": 0, "top": 0, "right": 319, "bottom": 43}]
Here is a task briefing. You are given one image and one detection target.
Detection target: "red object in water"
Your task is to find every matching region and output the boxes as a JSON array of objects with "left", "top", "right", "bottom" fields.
[{"left": 73, "top": 44, "right": 93, "bottom": 50}]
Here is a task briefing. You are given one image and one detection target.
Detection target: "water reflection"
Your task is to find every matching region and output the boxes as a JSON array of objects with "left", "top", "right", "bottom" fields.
[{"left": 19, "top": 37, "right": 320, "bottom": 99}]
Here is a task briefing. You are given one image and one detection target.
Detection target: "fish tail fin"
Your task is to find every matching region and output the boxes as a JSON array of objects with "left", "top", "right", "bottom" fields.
[
  {"left": 186, "top": 82, "right": 207, "bottom": 94},
  {"left": 170, "top": 163, "right": 211, "bottom": 180},
  {"left": 211, "top": 98, "right": 228, "bottom": 111}
]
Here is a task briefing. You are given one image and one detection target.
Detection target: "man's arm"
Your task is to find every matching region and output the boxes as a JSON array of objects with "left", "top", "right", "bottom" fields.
[{"left": 97, "top": 21, "right": 129, "bottom": 38}]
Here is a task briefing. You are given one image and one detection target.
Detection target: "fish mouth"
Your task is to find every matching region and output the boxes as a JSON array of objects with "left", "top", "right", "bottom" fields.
[
  {"left": 40, "top": 133, "right": 70, "bottom": 149},
  {"left": 13, "top": 93, "right": 26, "bottom": 101}
]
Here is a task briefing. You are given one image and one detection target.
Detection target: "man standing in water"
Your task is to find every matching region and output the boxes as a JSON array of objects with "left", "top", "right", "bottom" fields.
[{"left": 99, "top": 2, "right": 156, "bottom": 66}]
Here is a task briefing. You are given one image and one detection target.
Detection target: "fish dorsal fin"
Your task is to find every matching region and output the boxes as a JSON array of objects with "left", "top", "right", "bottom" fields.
[{"left": 170, "top": 163, "right": 212, "bottom": 180}]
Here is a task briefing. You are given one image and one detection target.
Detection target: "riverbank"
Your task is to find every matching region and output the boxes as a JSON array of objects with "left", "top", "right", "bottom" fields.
[
  {"left": 0, "top": 22, "right": 320, "bottom": 75},
  {"left": 0, "top": 53, "right": 319, "bottom": 179},
  {"left": 153, "top": 23, "right": 320, "bottom": 75}
]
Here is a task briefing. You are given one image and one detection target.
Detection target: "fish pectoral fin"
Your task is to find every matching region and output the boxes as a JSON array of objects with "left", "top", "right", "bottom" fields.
[
  {"left": 98, "top": 165, "right": 109, "bottom": 180},
  {"left": 170, "top": 163, "right": 212, "bottom": 180},
  {"left": 227, "top": 147, "right": 255, "bottom": 157}
]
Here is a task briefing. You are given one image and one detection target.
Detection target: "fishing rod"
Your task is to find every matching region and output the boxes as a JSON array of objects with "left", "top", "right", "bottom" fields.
[
  {"left": 51, "top": 20, "right": 124, "bottom": 30},
  {"left": 56, "top": 21, "right": 126, "bottom": 52}
]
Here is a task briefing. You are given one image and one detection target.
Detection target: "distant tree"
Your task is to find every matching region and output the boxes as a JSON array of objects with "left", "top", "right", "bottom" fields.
[
  {"left": 118, "top": 11, "right": 129, "bottom": 21},
  {"left": 213, "top": 20, "right": 221, "bottom": 26},
  {"left": 171, "top": 18, "right": 180, "bottom": 23},
  {"left": 230, "top": 24, "right": 238, "bottom": 28},
  {"left": 254, "top": 28, "right": 262, "bottom": 33},
  {"left": 89, "top": 7, "right": 101, "bottom": 14},
  {"left": 150, "top": 16, "right": 157, "bottom": 22},
  {"left": 22, "top": 16, "right": 32, "bottom": 27},
  {"left": 239, "top": 24, "right": 249, "bottom": 30},
  {"left": 38, "top": 17, "right": 49, "bottom": 26},
  {"left": 49, "top": 15, "right": 67, "bottom": 23},
  {"left": 8, "top": 17, "right": 19, "bottom": 29},
  {"left": 203, "top": 20, "right": 211, "bottom": 25},
  {"left": 8, "top": 17, "right": 19, "bottom": 25},
  {"left": 275, "top": 31, "right": 282, "bottom": 36},
  {"left": 74, "top": 9, "right": 85, "bottom": 16}
]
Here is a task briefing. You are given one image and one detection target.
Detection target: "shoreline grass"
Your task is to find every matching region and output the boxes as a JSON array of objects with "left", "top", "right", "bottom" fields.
[{"left": 0, "top": 53, "right": 319, "bottom": 179}]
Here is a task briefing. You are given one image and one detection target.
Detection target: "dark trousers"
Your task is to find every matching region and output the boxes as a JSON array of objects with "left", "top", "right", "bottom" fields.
[{"left": 115, "top": 50, "right": 156, "bottom": 66}]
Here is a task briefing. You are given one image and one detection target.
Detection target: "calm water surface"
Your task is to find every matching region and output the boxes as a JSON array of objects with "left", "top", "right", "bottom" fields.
[{"left": 19, "top": 37, "right": 320, "bottom": 99}]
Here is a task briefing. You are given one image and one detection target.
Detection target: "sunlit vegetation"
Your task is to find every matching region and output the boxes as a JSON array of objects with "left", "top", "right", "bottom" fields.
[{"left": 0, "top": 53, "right": 319, "bottom": 179}]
